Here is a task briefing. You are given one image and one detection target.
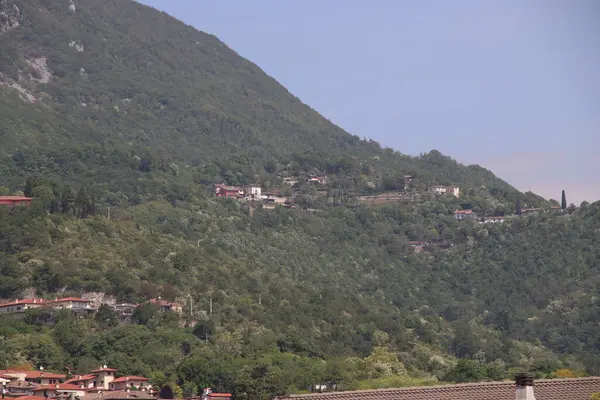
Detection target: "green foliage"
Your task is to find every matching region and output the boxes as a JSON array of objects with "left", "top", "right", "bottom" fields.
[{"left": 0, "top": 0, "right": 594, "bottom": 397}]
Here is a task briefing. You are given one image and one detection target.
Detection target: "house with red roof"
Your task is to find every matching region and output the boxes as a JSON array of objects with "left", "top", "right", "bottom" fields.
[
  {"left": 109, "top": 376, "right": 151, "bottom": 391},
  {"left": 89, "top": 366, "right": 118, "bottom": 390},
  {"left": 31, "top": 383, "right": 86, "bottom": 398},
  {"left": 45, "top": 297, "right": 93, "bottom": 310},
  {"left": 146, "top": 298, "right": 182, "bottom": 314},
  {"left": 215, "top": 184, "right": 243, "bottom": 198},
  {"left": 0, "top": 196, "right": 32, "bottom": 207},
  {"left": 0, "top": 299, "right": 45, "bottom": 314},
  {"left": 64, "top": 374, "right": 97, "bottom": 388}
]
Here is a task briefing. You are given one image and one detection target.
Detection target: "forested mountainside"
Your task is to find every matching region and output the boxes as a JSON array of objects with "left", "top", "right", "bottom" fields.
[{"left": 0, "top": 0, "right": 597, "bottom": 399}]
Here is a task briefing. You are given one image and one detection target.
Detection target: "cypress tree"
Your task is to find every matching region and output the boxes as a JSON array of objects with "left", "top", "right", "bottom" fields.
[
  {"left": 24, "top": 177, "right": 34, "bottom": 198},
  {"left": 516, "top": 200, "right": 522, "bottom": 215},
  {"left": 561, "top": 190, "right": 567, "bottom": 210}
]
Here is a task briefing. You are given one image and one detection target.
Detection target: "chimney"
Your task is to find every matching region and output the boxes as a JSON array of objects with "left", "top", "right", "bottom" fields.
[{"left": 515, "top": 373, "right": 536, "bottom": 400}]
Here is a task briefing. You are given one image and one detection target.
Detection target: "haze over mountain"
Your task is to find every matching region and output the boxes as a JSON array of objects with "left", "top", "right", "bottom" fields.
[{"left": 0, "top": 0, "right": 599, "bottom": 398}]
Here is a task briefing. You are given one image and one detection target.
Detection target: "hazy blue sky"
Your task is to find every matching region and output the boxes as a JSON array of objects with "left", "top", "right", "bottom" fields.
[{"left": 140, "top": 0, "right": 599, "bottom": 204}]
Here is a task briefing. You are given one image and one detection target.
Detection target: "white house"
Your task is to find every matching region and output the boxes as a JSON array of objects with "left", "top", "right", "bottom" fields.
[
  {"left": 454, "top": 210, "right": 477, "bottom": 220},
  {"left": 245, "top": 186, "right": 262, "bottom": 200},
  {"left": 0, "top": 298, "right": 45, "bottom": 314},
  {"left": 430, "top": 185, "right": 460, "bottom": 197}
]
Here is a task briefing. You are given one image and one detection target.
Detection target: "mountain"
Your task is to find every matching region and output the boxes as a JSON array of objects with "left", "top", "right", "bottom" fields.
[{"left": 1, "top": 0, "right": 597, "bottom": 399}]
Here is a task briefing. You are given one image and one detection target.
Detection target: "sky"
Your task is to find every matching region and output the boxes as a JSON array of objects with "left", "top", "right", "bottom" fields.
[{"left": 140, "top": 0, "right": 599, "bottom": 204}]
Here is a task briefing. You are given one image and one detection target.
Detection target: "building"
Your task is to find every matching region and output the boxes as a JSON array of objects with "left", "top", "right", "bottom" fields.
[
  {"left": 521, "top": 207, "right": 543, "bottom": 216},
  {"left": 244, "top": 186, "right": 262, "bottom": 200},
  {"left": 89, "top": 366, "right": 118, "bottom": 390},
  {"left": 0, "top": 370, "right": 66, "bottom": 386},
  {"left": 307, "top": 175, "right": 328, "bottom": 185},
  {"left": 481, "top": 216, "right": 506, "bottom": 224},
  {"left": 64, "top": 374, "right": 97, "bottom": 389},
  {"left": 197, "top": 388, "right": 232, "bottom": 400},
  {"left": 446, "top": 185, "right": 460, "bottom": 197},
  {"left": 454, "top": 210, "right": 477, "bottom": 220},
  {"left": 429, "top": 185, "right": 460, "bottom": 197},
  {"left": 0, "top": 299, "right": 45, "bottom": 314},
  {"left": 45, "top": 297, "right": 93, "bottom": 310},
  {"left": 146, "top": 298, "right": 183, "bottom": 314},
  {"left": 80, "top": 390, "right": 156, "bottom": 400},
  {"left": 110, "top": 303, "right": 137, "bottom": 321},
  {"left": 31, "top": 383, "right": 86, "bottom": 398},
  {"left": 0, "top": 196, "right": 32, "bottom": 207},
  {"left": 215, "top": 184, "right": 243, "bottom": 198},
  {"left": 281, "top": 374, "right": 600, "bottom": 400},
  {"left": 109, "top": 376, "right": 151, "bottom": 391}
]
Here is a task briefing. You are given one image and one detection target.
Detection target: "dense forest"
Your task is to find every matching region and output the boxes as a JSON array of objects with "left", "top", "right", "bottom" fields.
[{"left": 0, "top": 0, "right": 598, "bottom": 399}]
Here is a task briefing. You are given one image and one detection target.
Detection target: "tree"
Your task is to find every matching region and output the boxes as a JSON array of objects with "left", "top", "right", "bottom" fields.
[
  {"left": 94, "top": 304, "right": 118, "bottom": 328},
  {"left": 24, "top": 178, "right": 34, "bottom": 198},
  {"left": 132, "top": 303, "right": 159, "bottom": 325},
  {"left": 75, "top": 188, "right": 90, "bottom": 218},
  {"left": 561, "top": 190, "right": 567, "bottom": 210},
  {"left": 516, "top": 199, "right": 521, "bottom": 215},
  {"left": 61, "top": 186, "right": 74, "bottom": 215}
]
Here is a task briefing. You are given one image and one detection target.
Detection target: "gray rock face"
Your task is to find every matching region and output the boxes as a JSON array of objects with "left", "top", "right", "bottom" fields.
[{"left": 0, "top": 0, "right": 20, "bottom": 34}]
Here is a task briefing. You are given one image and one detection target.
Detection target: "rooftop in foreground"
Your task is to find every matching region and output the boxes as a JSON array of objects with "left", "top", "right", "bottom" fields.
[{"left": 285, "top": 376, "right": 600, "bottom": 400}]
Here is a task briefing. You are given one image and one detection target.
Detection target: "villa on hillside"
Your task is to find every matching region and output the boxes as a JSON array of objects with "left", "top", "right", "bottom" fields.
[{"left": 429, "top": 185, "right": 460, "bottom": 197}]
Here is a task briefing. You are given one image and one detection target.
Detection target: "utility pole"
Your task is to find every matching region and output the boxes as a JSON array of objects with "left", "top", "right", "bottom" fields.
[
  {"left": 107, "top": 207, "right": 110, "bottom": 219},
  {"left": 187, "top": 294, "right": 193, "bottom": 317},
  {"left": 209, "top": 295, "right": 213, "bottom": 315}
]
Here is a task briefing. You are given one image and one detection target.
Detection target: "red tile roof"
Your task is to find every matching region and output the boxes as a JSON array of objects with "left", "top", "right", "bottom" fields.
[
  {"left": 0, "top": 196, "right": 32, "bottom": 201},
  {"left": 14, "top": 396, "right": 48, "bottom": 400},
  {"left": 111, "top": 376, "right": 149, "bottom": 383},
  {"left": 286, "top": 377, "right": 600, "bottom": 400},
  {"left": 208, "top": 394, "right": 232, "bottom": 398},
  {"left": 0, "top": 298, "right": 44, "bottom": 307},
  {"left": 64, "top": 375, "right": 96, "bottom": 384},
  {"left": 32, "top": 384, "right": 83, "bottom": 391},
  {"left": 46, "top": 297, "right": 91, "bottom": 303},
  {"left": 22, "top": 371, "right": 67, "bottom": 379},
  {"left": 90, "top": 367, "right": 118, "bottom": 373}
]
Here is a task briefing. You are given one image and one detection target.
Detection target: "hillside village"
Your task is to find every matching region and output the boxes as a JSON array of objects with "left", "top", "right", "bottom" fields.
[
  {"left": 0, "top": 296, "right": 182, "bottom": 320},
  {"left": 210, "top": 173, "right": 569, "bottom": 223},
  {"left": 0, "top": 365, "right": 230, "bottom": 400}
]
